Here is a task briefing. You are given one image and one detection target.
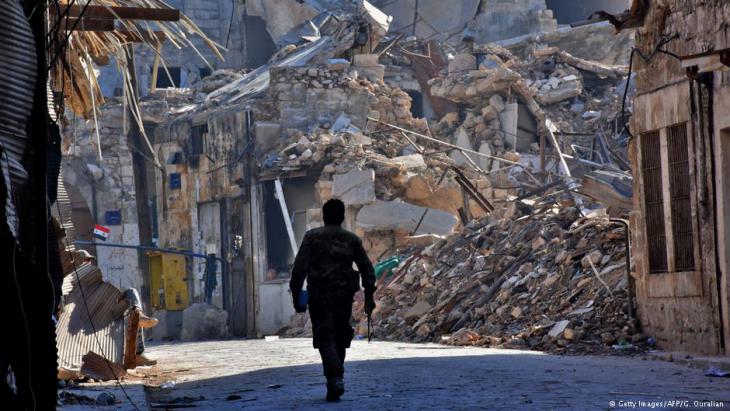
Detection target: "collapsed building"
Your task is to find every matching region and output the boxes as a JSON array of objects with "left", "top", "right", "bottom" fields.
[
  {"left": 59, "top": 0, "right": 730, "bottom": 362},
  {"left": 280, "top": 14, "right": 639, "bottom": 353},
  {"left": 61, "top": 0, "right": 645, "bottom": 348}
]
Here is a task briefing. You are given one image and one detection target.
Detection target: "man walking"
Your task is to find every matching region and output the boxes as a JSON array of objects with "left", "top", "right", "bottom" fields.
[{"left": 290, "top": 199, "right": 376, "bottom": 402}]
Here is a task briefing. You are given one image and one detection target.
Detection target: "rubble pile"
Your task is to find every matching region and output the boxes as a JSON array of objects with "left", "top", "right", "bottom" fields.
[
  {"left": 262, "top": 64, "right": 431, "bottom": 173},
  {"left": 275, "top": 38, "right": 637, "bottom": 353},
  {"left": 356, "top": 194, "right": 640, "bottom": 354},
  {"left": 428, "top": 43, "right": 630, "bottom": 173},
  {"left": 191, "top": 69, "right": 246, "bottom": 94}
]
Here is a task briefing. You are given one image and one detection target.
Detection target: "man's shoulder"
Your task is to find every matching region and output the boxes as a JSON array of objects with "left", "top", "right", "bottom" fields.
[
  {"left": 305, "top": 226, "right": 328, "bottom": 237},
  {"left": 306, "top": 225, "right": 361, "bottom": 242}
]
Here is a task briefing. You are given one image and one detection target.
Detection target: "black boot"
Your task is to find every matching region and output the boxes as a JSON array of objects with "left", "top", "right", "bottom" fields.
[
  {"left": 334, "top": 377, "right": 344, "bottom": 396},
  {"left": 326, "top": 378, "right": 343, "bottom": 402}
]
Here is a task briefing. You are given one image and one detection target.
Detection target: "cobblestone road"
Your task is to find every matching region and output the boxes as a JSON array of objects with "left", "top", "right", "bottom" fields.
[{"left": 142, "top": 339, "right": 730, "bottom": 410}]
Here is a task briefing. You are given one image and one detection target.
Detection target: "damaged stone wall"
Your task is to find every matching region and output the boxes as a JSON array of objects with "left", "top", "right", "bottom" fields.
[
  {"left": 269, "top": 65, "right": 371, "bottom": 132},
  {"left": 373, "top": 0, "right": 556, "bottom": 44},
  {"left": 155, "top": 105, "right": 249, "bottom": 302},
  {"left": 256, "top": 61, "right": 505, "bottom": 263},
  {"left": 628, "top": 0, "right": 730, "bottom": 355},
  {"left": 469, "top": 0, "right": 557, "bottom": 43},
  {"left": 62, "top": 102, "right": 143, "bottom": 292},
  {"left": 97, "top": 0, "right": 258, "bottom": 98}
]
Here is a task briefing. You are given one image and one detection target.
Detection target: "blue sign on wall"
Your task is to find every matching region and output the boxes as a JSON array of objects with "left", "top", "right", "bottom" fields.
[
  {"left": 169, "top": 173, "right": 182, "bottom": 189},
  {"left": 105, "top": 210, "right": 122, "bottom": 225}
]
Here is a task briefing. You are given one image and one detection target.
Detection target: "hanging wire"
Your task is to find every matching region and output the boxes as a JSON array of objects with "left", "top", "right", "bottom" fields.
[
  {"left": 48, "top": 0, "right": 94, "bottom": 70},
  {"left": 620, "top": 34, "right": 680, "bottom": 140}
]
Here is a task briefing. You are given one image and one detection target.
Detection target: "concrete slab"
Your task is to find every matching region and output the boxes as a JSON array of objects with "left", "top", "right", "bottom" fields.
[
  {"left": 450, "top": 127, "right": 476, "bottom": 166},
  {"left": 332, "top": 168, "right": 376, "bottom": 206},
  {"left": 356, "top": 200, "right": 458, "bottom": 236},
  {"left": 499, "top": 102, "right": 518, "bottom": 150}
]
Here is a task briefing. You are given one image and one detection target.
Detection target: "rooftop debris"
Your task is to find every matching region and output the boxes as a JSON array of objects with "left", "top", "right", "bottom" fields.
[
  {"left": 276, "top": 15, "right": 639, "bottom": 354},
  {"left": 51, "top": 0, "right": 222, "bottom": 118},
  {"left": 360, "top": 194, "right": 638, "bottom": 354},
  {"left": 284, "top": 188, "right": 642, "bottom": 354}
]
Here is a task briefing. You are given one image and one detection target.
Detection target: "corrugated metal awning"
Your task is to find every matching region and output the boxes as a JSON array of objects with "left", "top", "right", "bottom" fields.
[{"left": 56, "top": 263, "right": 128, "bottom": 370}]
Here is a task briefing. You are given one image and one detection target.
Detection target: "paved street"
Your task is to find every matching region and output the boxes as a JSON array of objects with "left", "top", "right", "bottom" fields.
[{"left": 140, "top": 339, "right": 730, "bottom": 410}]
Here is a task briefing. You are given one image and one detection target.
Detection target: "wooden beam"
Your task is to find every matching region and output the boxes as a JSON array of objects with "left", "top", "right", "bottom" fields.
[
  {"left": 123, "top": 308, "right": 140, "bottom": 370},
  {"left": 63, "top": 5, "right": 180, "bottom": 21},
  {"left": 150, "top": 41, "right": 163, "bottom": 93},
  {"left": 68, "top": 18, "right": 115, "bottom": 32}
]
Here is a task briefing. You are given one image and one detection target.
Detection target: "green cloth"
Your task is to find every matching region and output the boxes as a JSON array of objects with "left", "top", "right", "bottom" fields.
[{"left": 374, "top": 256, "right": 401, "bottom": 278}]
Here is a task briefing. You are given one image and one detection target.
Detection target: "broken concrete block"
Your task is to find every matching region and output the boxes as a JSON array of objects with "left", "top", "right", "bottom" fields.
[
  {"left": 489, "top": 94, "right": 505, "bottom": 112},
  {"left": 380, "top": 154, "right": 427, "bottom": 169},
  {"left": 254, "top": 121, "right": 281, "bottom": 152},
  {"left": 181, "top": 303, "right": 229, "bottom": 341},
  {"left": 477, "top": 141, "right": 493, "bottom": 170},
  {"left": 332, "top": 168, "right": 375, "bottom": 206},
  {"left": 448, "top": 53, "right": 477, "bottom": 74},
  {"left": 499, "top": 103, "right": 518, "bottom": 149},
  {"left": 564, "top": 328, "right": 576, "bottom": 340},
  {"left": 451, "top": 328, "right": 480, "bottom": 345},
  {"left": 405, "top": 301, "right": 432, "bottom": 325},
  {"left": 326, "top": 58, "right": 350, "bottom": 71},
  {"left": 481, "top": 105, "right": 498, "bottom": 121},
  {"left": 582, "top": 110, "right": 602, "bottom": 119},
  {"left": 581, "top": 250, "right": 603, "bottom": 268},
  {"left": 548, "top": 320, "right": 570, "bottom": 338},
  {"left": 536, "top": 80, "right": 582, "bottom": 105},
  {"left": 404, "top": 175, "right": 433, "bottom": 201},
  {"left": 353, "top": 54, "right": 380, "bottom": 67},
  {"left": 449, "top": 127, "right": 475, "bottom": 166},
  {"left": 356, "top": 200, "right": 458, "bottom": 236}
]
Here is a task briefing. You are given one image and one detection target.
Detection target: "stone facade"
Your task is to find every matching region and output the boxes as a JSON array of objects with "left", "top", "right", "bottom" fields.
[
  {"left": 62, "top": 101, "right": 142, "bottom": 292},
  {"left": 629, "top": 0, "right": 730, "bottom": 355},
  {"left": 470, "top": 0, "right": 557, "bottom": 43}
]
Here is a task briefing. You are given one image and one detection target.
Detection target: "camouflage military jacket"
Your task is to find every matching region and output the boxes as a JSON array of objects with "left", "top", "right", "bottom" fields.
[{"left": 290, "top": 224, "right": 376, "bottom": 297}]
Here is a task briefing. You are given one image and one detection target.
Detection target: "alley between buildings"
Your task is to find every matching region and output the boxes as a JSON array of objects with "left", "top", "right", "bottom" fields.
[{"left": 3, "top": 0, "right": 730, "bottom": 410}]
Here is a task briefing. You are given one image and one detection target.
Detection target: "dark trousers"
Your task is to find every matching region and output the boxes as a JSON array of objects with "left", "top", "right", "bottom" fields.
[{"left": 309, "top": 290, "right": 354, "bottom": 379}]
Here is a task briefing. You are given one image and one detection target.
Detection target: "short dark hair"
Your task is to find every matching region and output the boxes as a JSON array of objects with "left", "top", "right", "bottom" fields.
[{"left": 323, "top": 198, "right": 345, "bottom": 225}]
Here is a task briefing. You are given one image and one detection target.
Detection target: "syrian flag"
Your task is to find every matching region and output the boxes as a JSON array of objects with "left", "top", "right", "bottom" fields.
[{"left": 93, "top": 224, "right": 110, "bottom": 241}]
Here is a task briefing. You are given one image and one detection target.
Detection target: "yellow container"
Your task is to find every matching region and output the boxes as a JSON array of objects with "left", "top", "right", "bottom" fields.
[{"left": 148, "top": 252, "right": 189, "bottom": 311}]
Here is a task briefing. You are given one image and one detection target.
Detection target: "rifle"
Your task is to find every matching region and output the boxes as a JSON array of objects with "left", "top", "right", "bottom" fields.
[{"left": 367, "top": 311, "right": 372, "bottom": 343}]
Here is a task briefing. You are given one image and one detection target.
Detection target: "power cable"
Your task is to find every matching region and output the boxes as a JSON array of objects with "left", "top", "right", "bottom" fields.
[
  {"left": 620, "top": 34, "right": 680, "bottom": 140},
  {"left": 48, "top": 0, "right": 94, "bottom": 70},
  {"left": 225, "top": 0, "right": 236, "bottom": 50}
]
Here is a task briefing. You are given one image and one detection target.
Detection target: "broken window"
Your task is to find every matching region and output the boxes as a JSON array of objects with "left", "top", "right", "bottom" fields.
[
  {"left": 405, "top": 90, "right": 424, "bottom": 118},
  {"left": 191, "top": 123, "right": 208, "bottom": 156},
  {"left": 666, "top": 122, "right": 695, "bottom": 271},
  {"left": 156, "top": 66, "right": 181, "bottom": 88},
  {"left": 199, "top": 67, "right": 212, "bottom": 79},
  {"left": 640, "top": 129, "right": 667, "bottom": 273}
]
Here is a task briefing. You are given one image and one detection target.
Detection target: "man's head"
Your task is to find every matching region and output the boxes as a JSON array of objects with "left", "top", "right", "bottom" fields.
[{"left": 323, "top": 198, "right": 345, "bottom": 225}]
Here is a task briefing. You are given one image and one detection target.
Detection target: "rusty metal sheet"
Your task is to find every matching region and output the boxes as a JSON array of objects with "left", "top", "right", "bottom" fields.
[{"left": 56, "top": 263, "right": 128, "bottom": 371}]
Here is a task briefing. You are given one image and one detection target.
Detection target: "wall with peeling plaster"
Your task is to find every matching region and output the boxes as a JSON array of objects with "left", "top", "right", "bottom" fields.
[
  {"left": 62, "top": 101, "right": 143, "bottom": 293},
  {"left": 630, "top": 0, "right": 730, "bottom": 355}
]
